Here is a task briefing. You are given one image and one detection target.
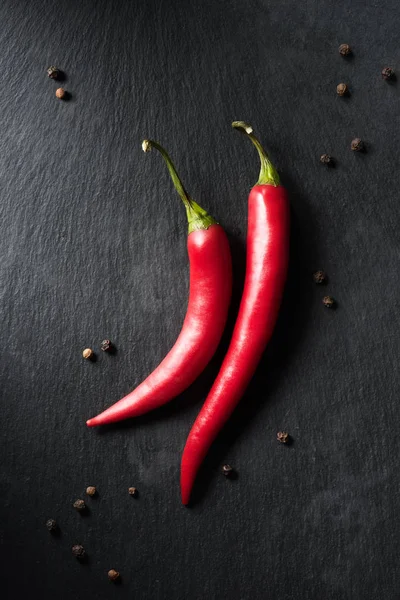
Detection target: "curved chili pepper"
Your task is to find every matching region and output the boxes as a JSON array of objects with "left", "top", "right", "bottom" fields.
[
  {"left": 180, "top": 122, "right": 290, "bottom": 504},
  {"left": 86, "top": 140, "right": 232, "bottom": 427}
]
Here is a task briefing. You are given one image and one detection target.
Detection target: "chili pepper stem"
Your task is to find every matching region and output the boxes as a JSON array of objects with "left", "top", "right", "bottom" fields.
[
  {"left": 232, "top": 121, "right": 280, "bottom": 187},
  {"left": 142, "top": 139, "right": 217, "bottom": 234}
]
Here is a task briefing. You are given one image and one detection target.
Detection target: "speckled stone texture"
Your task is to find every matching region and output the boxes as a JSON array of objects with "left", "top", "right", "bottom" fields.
[{"left": 0, "top": 1, "right": 399, "bottom": 598}]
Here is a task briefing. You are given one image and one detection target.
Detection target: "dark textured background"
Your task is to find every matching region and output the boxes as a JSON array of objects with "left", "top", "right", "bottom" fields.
[{"left": 1, "top": 0, "right": 399, "bottom": 598}]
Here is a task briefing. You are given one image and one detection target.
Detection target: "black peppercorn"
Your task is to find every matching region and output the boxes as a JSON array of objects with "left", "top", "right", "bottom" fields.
[
  {"left": 72, "top": 544, "right": 86, "bottom": 559},
  {"left": 336, "top": 83, "right": 348, "bottom": 96},
  {"left": 128, "top": 487, "right": 138, "bottom": 497},
  {"left": 339, "top": 43, "right": 351, "bottom": 56},
  {"left": 351, "top": 138, "right": 364, "bottom": 152},
  {"left": 100, "top": 339, "right": 112, "bottom": 352},
  {"left": 313, "top": 270, "right": 327, "bottom": 284},
  {"left": 73, "top": 499, "right": 86, "bottom": 512},
  {"left": 322, "top": 295, "right": 336, "bottom": 308},
  {"left": 47, "top": 66, "right": 59, "bottom": 79},
  {"left": 381, "top": 67, "right": 395, "bottom": 80},
  {"left": 108, "top": 569, "right": 120, "bottom": 582},
  {"left": 320, "top": 154, "right": 334, "bottom": 166},
  {"left": 277, "top": 431, "right": 290, "bottom": 444},
  {"left": 46, "top": 518, "right": 58, "bottom": 532},
  {"left": 222, "top": 464, "right": 234, "bottom": 477}
]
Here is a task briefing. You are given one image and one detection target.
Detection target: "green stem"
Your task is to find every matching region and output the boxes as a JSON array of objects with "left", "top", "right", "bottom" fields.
[
  {"left": 232, "top": 121, "right": 280, "bottom": 187},
  {"left": 142, "top": 139, "right": 216, "bottom": 234}
]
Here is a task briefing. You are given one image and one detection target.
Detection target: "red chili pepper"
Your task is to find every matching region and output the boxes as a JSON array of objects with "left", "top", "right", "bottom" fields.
[
  {"left": 86, "top": 140, "right": 232, "bottom": 427},
  {"left": 180, "top": 122, "right": 290, "bottom": 504}
]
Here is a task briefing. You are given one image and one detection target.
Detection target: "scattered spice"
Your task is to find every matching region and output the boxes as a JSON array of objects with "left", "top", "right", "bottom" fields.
[
  {"left": 108, "top": 569, "right": 120, "bottom": 582},
  {"left": 336, "top": 83, "right": 348, "bottom": 96},
  {"left": 100, "top": 339, "right": 113, "bottom": 352},
  {"left": 351, "top": 138, "right": 364, "bottom": 152},
  {"left": 86, "top": 486, "right": 96, "bottom": 497},
  {"left": 72, "top": 544, "right": 86, "bottom": 559},
  {"left": 73, "top": 499, "right": 86, "bottom": 512},
  {"left": 339, "top": 43, "right": 351, "bottom": 56},
  {"left": 222, "top": 464, "right": 234, "bottom": 477},
  {"left": 313, "top": 270, "right": 327, "bottom": 284},
  {"left": 320, "top": 154, "right": 333, "bottom": 166},
  {"left": 381, "top": 67, "right": 395, "bottom": 80},
  {"left": 322, "top": 295, "right": 336, "bottom": 308},
  {"left": 46, "top": 518, "right": 58, "bottom": 532},
  {"left": 277, "top": 431, "right": 290, "bottom": 444},
  {"left": 128, "top": 487, "right": 137, "bottom": 497},
  {"left": 47, "top": 66, "right": 59, "bottom": 79},
  {"left": 82, "top": 348, "right": 94, "bottom": 360}
]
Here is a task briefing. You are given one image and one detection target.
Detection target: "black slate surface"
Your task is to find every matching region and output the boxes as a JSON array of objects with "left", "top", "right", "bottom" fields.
[{"left": 1, "top": 1, "right": 399, "bottom": 598}]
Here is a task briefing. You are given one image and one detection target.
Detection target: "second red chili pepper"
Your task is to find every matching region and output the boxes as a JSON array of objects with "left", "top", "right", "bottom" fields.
[
  {"left": 86, "top": 141, "right": 232, "bottom": 426},
  {"left": 181, "top": 122, "right": 290, "bottom": 504}
]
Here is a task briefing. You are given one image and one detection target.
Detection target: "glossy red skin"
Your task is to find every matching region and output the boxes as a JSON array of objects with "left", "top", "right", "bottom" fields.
[
  {"left": 181, "top": 185, "right": 289, "bottom": 504},
  {"left": 86, "top": 224, "right": 232, "bottom": 426}
]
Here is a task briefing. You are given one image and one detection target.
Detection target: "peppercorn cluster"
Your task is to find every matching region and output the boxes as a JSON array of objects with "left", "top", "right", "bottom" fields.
[
  {"left": 45, "top": 483, "right": 139, "bottom": 582},
  {"left": 46, "top": 65, "right": 70, "bottom": 99},
  {"left": 319, "top": 44, "right": 394, "bottom": 165}
]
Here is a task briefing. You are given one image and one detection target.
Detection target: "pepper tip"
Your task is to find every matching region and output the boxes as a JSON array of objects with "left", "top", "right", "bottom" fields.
[
  {"left": 142, "top": 139, "right": 151, "bottom": 153},
  {"left": 232, "top": 121, "right": 280, "bottom": 187},
  {"left": 232, "top": 121, "right": 253, "bottom": 135}
]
